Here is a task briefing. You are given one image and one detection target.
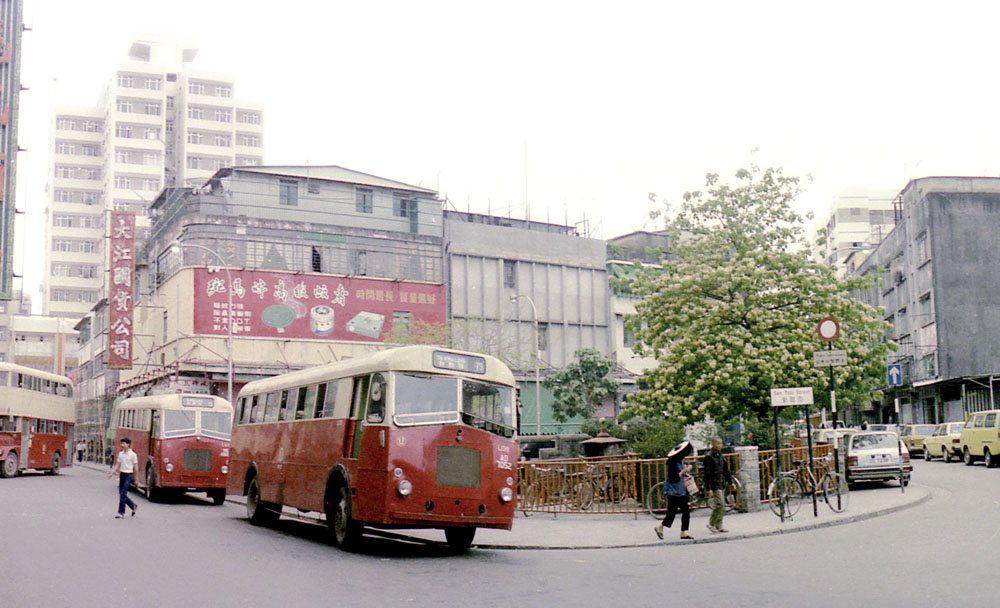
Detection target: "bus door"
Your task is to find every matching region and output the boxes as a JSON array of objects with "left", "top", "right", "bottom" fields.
[
  {"left": 345, "top": 376, "right": 370, "bottom": 459},
  {"left": 149, "top": 410, "right": 161, "bottom": 472},
  {"left": 350, "top": 374, "right": 387, "bottom": 521},
  {"left": 20, "top": 418, "right": 29, "bottom": 471}
]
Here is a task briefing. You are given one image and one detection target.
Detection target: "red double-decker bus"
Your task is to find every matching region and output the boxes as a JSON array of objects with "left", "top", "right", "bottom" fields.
[
  {"left": 113, "top": 394, "right": 233, "bottom": 504},
  {"left": 228, "top": 345, "right": 518, "bottom": 551},
  {"left": 0, "top": 363, "right": 75, "bottom": 478}
]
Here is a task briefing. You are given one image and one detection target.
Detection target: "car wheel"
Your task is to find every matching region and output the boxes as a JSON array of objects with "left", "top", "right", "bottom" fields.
[
  {"left": 923, "top": 447, "right": 932, "bottom": 461},
  {"left": 964, "top": 448, "right": 975, "bottom": 466},
  {"left": 943, "top": 447, "right": 951, "bottom": 463},
  {"left": 986, "top": 448, "right": 996, "bottom": 468}
]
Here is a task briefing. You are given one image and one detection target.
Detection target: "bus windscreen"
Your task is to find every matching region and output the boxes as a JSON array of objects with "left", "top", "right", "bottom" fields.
[
  {"left": 163, "top": 410, "right": 197, "bottom": 437},
  {"left": 461, "top": 380, "right": 515, "bottom": 437},
  {"left": 201, "top": 412, "right": 232, "bottom": 439},
  {"left": 392, "top": 374, "right": 460, "bottom": 426}
]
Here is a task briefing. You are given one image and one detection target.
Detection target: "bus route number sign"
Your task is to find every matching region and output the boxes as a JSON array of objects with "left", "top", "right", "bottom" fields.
[{"left": 432, "top": 351, "right": 487, "bottom": 374}]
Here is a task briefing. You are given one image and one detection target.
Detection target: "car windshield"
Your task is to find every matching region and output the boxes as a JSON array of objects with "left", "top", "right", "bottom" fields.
[
  {"left": 851, "top": 433, "right": 897, "bottom": 450},
  {"left": 392, "top": 374, "right": 461, "bottom": 426},
  {"left": 948, "top": 423, "right": 965, "bottom": 434},
  {"left": 913, "top": 425, "right": 935, "bottom": 435}
]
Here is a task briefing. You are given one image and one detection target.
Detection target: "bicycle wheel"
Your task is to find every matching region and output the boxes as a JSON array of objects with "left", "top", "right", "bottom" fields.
[
  {"left": 725, "top": 478, "right": 743, "bottom": 513},
  {"left": 768, "top": 476, "right": 803, "bottom": 519},
  {"left": 609, "top": 473, "right": 629, "bottom": 503},
  {"left": 645, "top": 482, "right": 668, "bottom": 519},
  {"left": 822, "top": 473, "right": 850, "bottom": 513},
  {"left": 565, "top": 477, "right": 593, "bottom": 511}
]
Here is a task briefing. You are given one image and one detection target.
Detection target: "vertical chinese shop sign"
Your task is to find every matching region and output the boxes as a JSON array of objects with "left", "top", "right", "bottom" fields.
[{"left": 107, "top": 212, "right": 135, "bottom": 369}]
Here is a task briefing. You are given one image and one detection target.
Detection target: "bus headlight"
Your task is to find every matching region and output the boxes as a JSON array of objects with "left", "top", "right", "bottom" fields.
[
  {"left": 165, "top": 463, "right": 174, "bottom": 472},
  {"left": 397, "top": 479, "right": 413, "bottom": 496},
  {"left": 221, "top": 465, "right": 229, "bottom": 475},
  {"left": 506, "top": 477, "right": 514, "bottom": 486},
  {"left": 499, "top": 487, "right": 514, "bottom": 503}
]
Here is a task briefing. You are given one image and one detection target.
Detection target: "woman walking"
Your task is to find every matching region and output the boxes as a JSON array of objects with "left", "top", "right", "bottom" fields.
[{"left": 654, "top": 441, "right": 694, "bottom": 540}]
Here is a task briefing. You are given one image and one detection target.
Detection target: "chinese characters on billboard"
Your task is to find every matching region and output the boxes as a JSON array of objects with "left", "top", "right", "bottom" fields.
[
  {"left": 107, "top": 213, "right": 135, "bottom": 369},
  {"left": 192, "top": 269, "right": 446, "bottom": 342}
]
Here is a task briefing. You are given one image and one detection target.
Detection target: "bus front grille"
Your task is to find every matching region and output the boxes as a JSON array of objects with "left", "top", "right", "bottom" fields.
[
  {"left": 436, "top": 446, "right": 481, "bottom": 488},
  {"left": 183, "top": 448, "right": 212, "bottom": 472}
]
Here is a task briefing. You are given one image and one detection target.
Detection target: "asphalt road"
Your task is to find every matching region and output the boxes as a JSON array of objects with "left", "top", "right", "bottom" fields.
[{"left": 1, "top": 458, "right": 997, "bottom": 607}]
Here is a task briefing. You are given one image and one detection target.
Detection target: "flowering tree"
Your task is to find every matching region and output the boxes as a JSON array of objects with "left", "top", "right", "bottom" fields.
[
  {"left": 543, "top": 348, "right": 620, "bottom": 422},
  {"left": 624, "top": 166, "right": 893, "bottom": 424}
]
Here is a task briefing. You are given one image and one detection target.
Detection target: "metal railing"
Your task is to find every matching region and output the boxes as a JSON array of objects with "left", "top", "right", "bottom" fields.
[{"left": 516, "top": 445, "right": 831, "bottom": 515}]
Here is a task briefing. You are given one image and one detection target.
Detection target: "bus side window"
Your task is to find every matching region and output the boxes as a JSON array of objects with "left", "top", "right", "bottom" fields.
[
  {"left": 313, "top": 383, "right": 329, "bottom": 418},
  {"left": 248, "top": 396, "right": 261, "bottom": 424},
  {"left": 293, "top": 387, "right": 307, "bottom": 419},
  {"left": 151, "top": 411, "right": 160, "bottom": 437},
  {"left": 264, "top": 392, "right": 281, "bottom": 422},
  {"left": 300, "top": 385, "right": 318, "bottom": 419},
  {"left": 367, "top": 374, "right": 385, "bottom": 423},
  {"left": 321, "top": 381, "right": 338, "bottom": 418},
  {"left": 17, "top": 373, "right": 23, "bottom": 388},
  {"left": 278, "top": 390, "right": 291, "bottom": 421},
  {"left": 350, "top": 376, "right": 370, "bottom": 420},
  {"left": 0, "top": 371, "right": 7, "bottom": 386}
]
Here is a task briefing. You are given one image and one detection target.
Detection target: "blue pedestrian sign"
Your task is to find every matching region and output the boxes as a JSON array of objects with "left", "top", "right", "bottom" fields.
[{"left": 887, "top": 364, "right": 902, "bottom": 387}]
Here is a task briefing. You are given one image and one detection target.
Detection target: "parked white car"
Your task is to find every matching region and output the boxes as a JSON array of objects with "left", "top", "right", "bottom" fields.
[{"left": 845, "top": 431, "right": 912, "bottom": 488}]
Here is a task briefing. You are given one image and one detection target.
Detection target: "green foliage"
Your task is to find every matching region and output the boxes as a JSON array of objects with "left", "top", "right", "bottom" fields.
[
  {"left": 580, "top": 415, "right": 686, "bottom": 459},
  {"left": 625, "top": 166, "right": 894, "bottom": 425},
  {"left": 543, "top": 348, "right": 620, "bottom": 422}
]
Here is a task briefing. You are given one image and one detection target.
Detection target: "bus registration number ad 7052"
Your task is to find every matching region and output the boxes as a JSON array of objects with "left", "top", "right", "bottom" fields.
[{"left": 495, "top": 444, "right": 513, "bottom": 470}]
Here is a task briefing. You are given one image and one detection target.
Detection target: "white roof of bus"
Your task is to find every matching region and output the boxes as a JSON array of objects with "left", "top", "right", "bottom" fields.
[
  {"left": 117, "top": 393, "right": 233, "bottom": 412},
  {"left": 239, "top": 345, "right": 515, "bottom": 398},
  {"left": 0, "top": 362, "right": 72, "bottom": 385}
]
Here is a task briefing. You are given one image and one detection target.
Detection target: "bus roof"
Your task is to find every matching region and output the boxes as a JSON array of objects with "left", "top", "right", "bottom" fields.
[
  {"left": 0, "top": 362, "right": 72, "bottom": 385},
  {"left": 117, "top": 394, "right": 234, "bottom": 413},
  {"left": 238, "top": 345, "right": 516, "bottom": 398}
]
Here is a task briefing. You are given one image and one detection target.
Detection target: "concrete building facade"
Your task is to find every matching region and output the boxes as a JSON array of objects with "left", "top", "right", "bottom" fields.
[
  {"left": 0, "top": 0, "right": 23, "bottom": 299},
  {"left": 848, "top": 177, "right": 1000, "bottom": 426},
  {"left": 43, "top": 38, "right": 263, "bottom": 318},
  {"left": 817, "top": 188, "right": 897, "bottom": 276}
]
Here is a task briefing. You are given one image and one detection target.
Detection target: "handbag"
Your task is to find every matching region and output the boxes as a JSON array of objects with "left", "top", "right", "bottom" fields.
[{"left": 683, "top": 473, "right": 698, "bottom": 495}]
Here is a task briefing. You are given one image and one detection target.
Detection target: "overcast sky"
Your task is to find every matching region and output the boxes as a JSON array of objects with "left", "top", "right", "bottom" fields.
[{"left": 14, "top": 1, "right": 1000, "bottom": 304}]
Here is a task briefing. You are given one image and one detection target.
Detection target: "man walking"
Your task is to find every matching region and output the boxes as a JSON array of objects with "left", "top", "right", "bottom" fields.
[
  {"left": 107, "top": 438, "right": 138, "bottom": 519},
  {"left": 703, "top": 437, "right": 732, "bottom": 533}
]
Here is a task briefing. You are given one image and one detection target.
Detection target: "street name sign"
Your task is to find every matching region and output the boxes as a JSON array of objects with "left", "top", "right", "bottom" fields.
[
  {"left": 813, "top": 349, "right": 848, "bottom": 367},
  {"left": 887, "top": 364, "right": 902, "bottom": 387},
  {"left": 770, "top": 387, "right": 814, "bottom": 407}
]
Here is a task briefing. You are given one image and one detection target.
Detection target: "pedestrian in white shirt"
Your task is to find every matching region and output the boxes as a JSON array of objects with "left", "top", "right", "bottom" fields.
[{"left": 107, "top": 438, "right": 138, "bottom": 519}]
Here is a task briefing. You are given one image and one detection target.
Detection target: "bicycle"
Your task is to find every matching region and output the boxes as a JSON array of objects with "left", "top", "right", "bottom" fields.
[
  {"left": 584, "top": 463, "right": 631, "bottom": 506},
  {"left": 644, "top": 471, "right": 743, "bottom": 518},
  {"left": 766, "top": 454, "right": 849, "bottom": 520}
]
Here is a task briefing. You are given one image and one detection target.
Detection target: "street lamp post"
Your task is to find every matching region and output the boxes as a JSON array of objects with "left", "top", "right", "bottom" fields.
[
  {"left": 171, "top": 241, "right": 233, "bottom": 406},
  {"left": 510, "top": 294, "right": 540, "bottom": 436}
]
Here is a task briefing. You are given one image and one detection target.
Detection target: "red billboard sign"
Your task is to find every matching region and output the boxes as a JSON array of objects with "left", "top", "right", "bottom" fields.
[
  {"left": 107, "top": 212, "right": 135, "bottom": 369},
  {"left": 192, "top": 269, "right": 446, "bottom": 342}
]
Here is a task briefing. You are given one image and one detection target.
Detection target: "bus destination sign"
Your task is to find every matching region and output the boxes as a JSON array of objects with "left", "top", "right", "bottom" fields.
[{"left": 432, "top": 351, "right": 487, "bottom": 375}]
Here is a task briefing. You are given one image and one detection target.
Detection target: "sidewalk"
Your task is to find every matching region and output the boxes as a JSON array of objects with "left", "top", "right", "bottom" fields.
[{"left": 77, "top": 461, "right": 930, "bottom": 550}]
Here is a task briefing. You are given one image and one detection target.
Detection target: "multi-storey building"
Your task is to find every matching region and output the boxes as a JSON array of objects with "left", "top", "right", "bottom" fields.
[
  {"left": 817, "top": 188, "right": 897, "bottom": 275},
  {"left": 0, "top": 0, "right": 23, "bottom": 299},
  {"left": 848, "top": 177, "right": 1000, "bottom": 425},
  {"left": 43, "top": 38, "right": 263, "bottom": 318}
]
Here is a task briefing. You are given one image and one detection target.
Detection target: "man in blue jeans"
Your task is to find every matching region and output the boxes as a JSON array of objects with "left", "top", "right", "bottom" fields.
[{"left": 107, "top": 438, "right": 138, "bottom": 519}]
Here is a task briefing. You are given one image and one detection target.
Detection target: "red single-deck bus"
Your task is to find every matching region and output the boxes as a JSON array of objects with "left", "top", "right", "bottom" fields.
[
  {"left": 228, "top": 345, "right": 518, "bottom": 550},
  {"left": 113, "top": 394, "right": 233, "bottom": 504},
  {"left": 0, "top": 363, "right": 75, "bottom": 478}
]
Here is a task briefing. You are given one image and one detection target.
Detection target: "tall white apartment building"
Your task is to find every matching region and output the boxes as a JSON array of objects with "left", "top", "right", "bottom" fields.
[
  {"left": 43, "top": 39, "right": 264, "bottom": 318},
  {"left": 816, "top": 188, "right": 897, "bottom": 276}
]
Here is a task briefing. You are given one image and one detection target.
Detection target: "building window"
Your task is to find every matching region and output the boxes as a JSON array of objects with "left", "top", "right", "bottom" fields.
[
  {"left": 145, "top": 127, "right": 160, "bottom": 140},
  {"left": 115, "top": 124, "right": 132, "bottom": 138},
  {"left": 503, "top": 260, "right": 516, "bottom": 288},
  {"left": 117, "top": 74, "right": 134, "bottom": 88},
  {"left": 214, "top": 134, "right": 231, "bottom": 147},
  {"left": 623, "top": 314, "right": 637, "bottom": 348},
  {"left": 393, "top": 311, "right": 411, "bottom": 342},
  {"left": 237, "top": 111, "right": 261, "bottom": 125},
  {"left": 537, "top": 323, "right": 548, "bottom": 351},
  {"left": 187, "top": 156, "right": 201, "bottom": 169},
  {"left": 217, "top": 85, "right": 232, "bottom": 98},
  {"left": 114, "top": 176, "right": 131, "bottom": 189},
  {"left": 356, "top": 187, "right": 373, "bottom": 213},
  {"left": 279, "top": 179, "right": 298, "bottom": 206},
  {"left": 311, "top": 247, "right": 322, "bottom": 272},
  {"left": 143, "top": 178, "right": 160, "bottom": 191},
  {"left": 188, "top": 132, "right": 203, "bottom": 145},
  {"left": 165, "top": 120, "right": 174, "bottom": 133},
  {"left": 214, "top": 109, "right": 231, "bottom": 123},
  {"left": 188, "top": 107, "right": 204, "bottom": 120},
  {"left": 189, "top": 81, "right": 205, "bottom": 95},
  {"left": 237, "top": 134, "right": 260, "bottom": 147},
  {"left": 145, "top": 102, "right": 161, "bottom": 116},
  {"left": 393, "top": 194, "right": 414, "bottom": 217},
  {"left": 117, "top": 99, "right": 133, "bottom": 113},
  {"left": 144, "top": 77, "right": 161, "bottom": 90}
]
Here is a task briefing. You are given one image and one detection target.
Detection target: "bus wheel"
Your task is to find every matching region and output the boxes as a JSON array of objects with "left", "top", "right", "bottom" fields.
[
  {"left": 146, "top": 467, "right": 161, "bottom": 503},
  {"left": 1, "top": 451, "right": 17, "bottom": 478},
  {"left": 327, "top": 484, "right": 362, "bottom": 550},
  {"left": 444, "top": 527, "right": 476, "bottom": 552},
  {"left": 247, "top": 474, "right": 279, "bottom": 526},
  {"left": 48, "top": 452, "right": 62, "bottom": 475},
  {"left": 209, "top": 488, "right": 226, "bottom": 506}
]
